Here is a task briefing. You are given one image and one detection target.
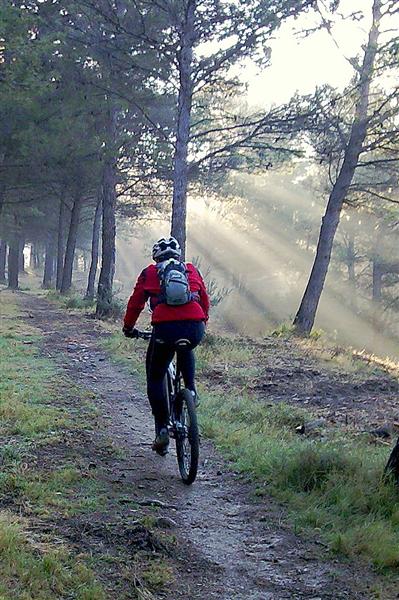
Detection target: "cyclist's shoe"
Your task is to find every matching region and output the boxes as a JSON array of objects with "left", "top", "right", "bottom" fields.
[
  {"left": 152, "top": 427, "right": 169, "bottom": 456},
  {"left": 189, "top": 389, "right": 200, "bottom": 408}
]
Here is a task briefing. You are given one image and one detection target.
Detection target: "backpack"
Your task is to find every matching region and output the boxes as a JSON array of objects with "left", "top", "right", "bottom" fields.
[{"left": 157, "top": 259, "right": 191, "bottom": 306}]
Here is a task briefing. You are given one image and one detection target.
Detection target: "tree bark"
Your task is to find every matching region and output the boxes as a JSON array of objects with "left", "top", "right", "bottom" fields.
[
  {"left": 86, "top": 196, "right": 102, "bottom": 300},
  {"left": 170, "top": 0, "right": 196, "bottom": 259},
  {"left": 0, "top": 240, "right": 7, "bottom": 283},
  {"left": 56, "top": 196, "right": 68, "bottom": 291},
  {"left": 372, "top": 260, "right": 383, "bottom": 302},
  {"left": 34, "top": 244, "right": 42, "bottom": 269},
  {"left": 96, "top": 161, "right": 116, "bottom": 316},
  {"left": 293, "top": 0, "right": 381, "bottom": 335},
  {"left": 29, "top": 244, "right": 36, "bottom": 269},
  {"left": 73, "top": 254, "right": 79, "bottom": 272},
  {"left": 7, "top": 236, "right": 19, "bottom": 290},
  {"left": 0, "top": 152, "right": 5, "bottom": 217},
  {"left": 96, "top": 100, "right": 117, "bottom": 318},
  {"left": 42, "top": 232, "right": 56, "bottom": 289},
  {"left": 60, "top": 193, "right": 82, "bottom": 294},
  {"left": 346, "top": 232, "right": 357, "bottom": 309},
  {"left": 19, "top": 239, "right": 25, "bottom": 273}
]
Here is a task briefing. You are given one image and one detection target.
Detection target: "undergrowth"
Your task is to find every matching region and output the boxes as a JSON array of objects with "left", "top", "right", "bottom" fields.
[
  {"left": 45, "top": 290, "right": 125, "bottom": 319},
  {"left": 45, "top": 290, "right": 96, "bottom": 312}
]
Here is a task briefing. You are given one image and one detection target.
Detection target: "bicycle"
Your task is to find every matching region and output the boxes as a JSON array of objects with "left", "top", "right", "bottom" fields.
[{"left": 134, "top": 329, "right": 200, "bottom": 485}]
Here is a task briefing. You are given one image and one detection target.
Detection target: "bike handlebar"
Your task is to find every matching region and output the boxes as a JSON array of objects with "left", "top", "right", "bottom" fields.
[{"left": 134, "top": 329, "right": 152, "bottom": 340}]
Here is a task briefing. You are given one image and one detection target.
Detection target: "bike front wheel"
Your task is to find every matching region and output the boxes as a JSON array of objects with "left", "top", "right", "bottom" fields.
[{"left": 174, "top": 389, "right": 199, "bottom": 485}]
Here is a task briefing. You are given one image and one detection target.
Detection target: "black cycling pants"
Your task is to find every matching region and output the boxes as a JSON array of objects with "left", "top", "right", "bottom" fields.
[{"left": 146, "top": 320, "right": 205, "bottom": 429}]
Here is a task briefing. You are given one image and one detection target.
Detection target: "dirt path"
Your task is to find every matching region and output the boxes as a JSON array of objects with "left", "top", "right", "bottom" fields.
[{"left": 21, "top": 293, "right": 380, "bottom": 599}]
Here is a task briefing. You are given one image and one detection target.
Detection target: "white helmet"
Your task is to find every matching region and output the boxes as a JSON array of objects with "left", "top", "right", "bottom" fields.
[{"left": 152, "top": 236, "right": 181, "bottom": 261}]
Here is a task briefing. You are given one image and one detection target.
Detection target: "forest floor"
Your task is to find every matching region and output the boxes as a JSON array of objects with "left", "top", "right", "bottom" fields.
[{"left": 1, "top": 285, "right": 399, "bottom": 599}]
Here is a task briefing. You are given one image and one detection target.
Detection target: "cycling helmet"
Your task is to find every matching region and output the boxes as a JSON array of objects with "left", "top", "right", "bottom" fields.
[{"left": 152, "top": 236, "right": 181, "bottom": 261}]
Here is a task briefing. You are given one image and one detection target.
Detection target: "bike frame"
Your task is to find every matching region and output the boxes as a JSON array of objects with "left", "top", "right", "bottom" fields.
[{"left": 165, "top": 360, "right": 184, "bottom": 436}]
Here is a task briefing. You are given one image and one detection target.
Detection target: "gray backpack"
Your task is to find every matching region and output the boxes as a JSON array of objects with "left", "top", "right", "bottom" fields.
[{"left": 157, "top": 259, "right": 191, "bottom": 306}]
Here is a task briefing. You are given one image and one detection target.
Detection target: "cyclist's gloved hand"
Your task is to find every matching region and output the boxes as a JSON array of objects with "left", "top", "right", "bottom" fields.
[{"left": 122, "top": 326, "right": 138, "bottom": 338}]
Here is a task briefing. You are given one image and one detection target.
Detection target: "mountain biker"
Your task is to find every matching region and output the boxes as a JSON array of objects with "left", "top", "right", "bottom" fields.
[{"left": 122, "top": 236, "right": 210, "bottom": 455}]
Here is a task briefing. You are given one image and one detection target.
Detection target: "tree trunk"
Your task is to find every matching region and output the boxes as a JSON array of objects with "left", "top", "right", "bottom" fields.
[
  {"left": 96, "top": 163, "right": 116, "bottom": 317},
  {"left": 56, "top": 196, "right": 68, "bottom": 290},
  {"left": 29, "top": 243, "right": 41, "bottom": 269},
  {"left": 346, "top": 232, "right": 357, "bottom": 309},
  {"left": 372, "top": 260, "right": 383, "bottom": 302},
  {"left": 86, "top": 196, "right": 102, "bottom": 300},
  {"left": 0, "top": 240, "right": 7, "bottom": 283},
  {"left": 0, "top": 152, "right": 5, "bottom": 217},
  {"left": 73, "top": 253, "right": 79, "bottom": 272},
  {"left": 293, "top": 0, "right": 381, "bottom": 335},
  {"left": 42, "top": 232, "right": 56, "bottom": 289},
  {"left": 96, "top": 101, "right": 117, "bottom": 318},
  {"left": 36, "top": 245, "right": 43, "bottom": 268},
  {"left": 347, "top": 236, "right": 355, "bottom": 284},
  {"left": 19, "top": 239, "right": 25, "bottom": 273},
  {"left": 7, "top": 237, "right": 19, "bottom": 290},
  {"left": 60, "top": 193, "right": 82, "bottom": 294},
  {"left": 170, "top": 0, "right": 196, "bottom": 259},
  {"left": 29, "top": 244, "right": 36, "bottom": 269}
]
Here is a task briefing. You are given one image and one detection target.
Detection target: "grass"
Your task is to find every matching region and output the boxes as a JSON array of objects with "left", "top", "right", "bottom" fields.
[
  {"left": 0, "top": 291, "right": 172, "bottom": 598},
  {"left": 199, "top": 391, "right": 399, "bottom": 572},
  {"left": 45, "top": 290, "right": 96, "bottom": 312},
  {"left": 102, "top": 321, "right": 399, "bottom": 573},
  {"left": 0, "top": 298, "right": 68, "bottom": 440},
  {"left": 0, "top": 512, "right": 106, "bottom": 600},
  {"left": 45, "top": 289, "right": 125, "bottom": 319},
  {"left": 0, "top": 291, "right": 108, "bottom": 597},
  {"left": 101, "top": 332, "right": 146, "bottom": 383}
]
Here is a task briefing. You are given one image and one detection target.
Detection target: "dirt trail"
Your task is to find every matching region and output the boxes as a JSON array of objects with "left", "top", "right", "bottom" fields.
[{"left": 21, "top": 293, "right": 379, "bottom": 599}]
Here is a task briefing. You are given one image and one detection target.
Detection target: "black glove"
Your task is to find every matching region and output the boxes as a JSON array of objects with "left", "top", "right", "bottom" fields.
[{"left": 122, "top": 326, "right": 138, "bottom": 339}]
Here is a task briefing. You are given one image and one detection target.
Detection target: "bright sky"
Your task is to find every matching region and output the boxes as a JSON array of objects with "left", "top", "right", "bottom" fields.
[{"left": 244, "top": 0, "right": 373, "bottom": 107}]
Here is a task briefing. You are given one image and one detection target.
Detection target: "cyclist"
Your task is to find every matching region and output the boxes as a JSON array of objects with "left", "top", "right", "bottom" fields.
[{"left": 122, "top": 236, "right": 209, "bottom": 455}]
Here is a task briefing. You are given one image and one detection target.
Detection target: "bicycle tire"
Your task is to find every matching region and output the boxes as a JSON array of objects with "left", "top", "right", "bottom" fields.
[{"left": 174, "top": 389, "right": 199, "bottom": 485}]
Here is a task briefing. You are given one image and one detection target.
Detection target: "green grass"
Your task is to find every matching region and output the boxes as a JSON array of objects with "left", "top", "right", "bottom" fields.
[
  {"left": 0, "top": 511, "right": 106, "bottom": 600},
  {"left": 101, "top": 332, "right": 146, "bottom": 382},
  {"left": 45, "top": 289, "right": 124, "bottom": 319},
  {"left": 200, "top": 391, "right": 399, "bottom": 571},
  {"left": 0, "top": 303, "right": 68, "bottom": 439},
  {"left": 0, "top": 291, "right": 173, "bottom": 599},
  {"left": 0, "top": 291, "right": 108, "bottom": 597},
  {"left": 45, "top": 290, "right": 96, "bottom": 312},
  {"left": 0, "top": 456, "right": 107, "bottom": 518}
]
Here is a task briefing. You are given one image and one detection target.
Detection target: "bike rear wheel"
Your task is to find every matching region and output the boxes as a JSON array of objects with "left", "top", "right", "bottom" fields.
[{"left": 174, "top": 389, "right": 199, "bottom": 485}]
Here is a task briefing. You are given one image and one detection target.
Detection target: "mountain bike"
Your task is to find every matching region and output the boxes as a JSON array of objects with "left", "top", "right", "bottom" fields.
[{"left": 134, "top": 329, "right": 200, "bottom": 485}]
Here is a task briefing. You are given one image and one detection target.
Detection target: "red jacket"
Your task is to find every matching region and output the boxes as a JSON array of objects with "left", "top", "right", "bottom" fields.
[{"left": 123, "top": 262, "right": 210, "bottom": 329}]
